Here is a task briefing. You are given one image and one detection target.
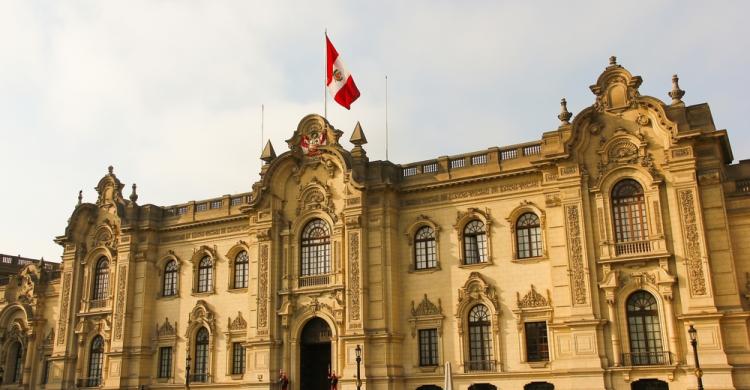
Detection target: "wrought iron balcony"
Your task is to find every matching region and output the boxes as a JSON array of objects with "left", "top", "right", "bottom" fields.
[
  {"left": 76, "top": 377, "right": 102, "bottom": 387},
  {"left": 464, "top": 359, "right": 497, "bottom": 373},
  {"left": 622, "top": 351, "right": 672, "bottom": 366}
]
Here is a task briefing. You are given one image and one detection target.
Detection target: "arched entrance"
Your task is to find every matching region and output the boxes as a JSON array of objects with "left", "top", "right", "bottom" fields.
[
  {"left": 468, "top": 384, "right": 497, "bottom": 390},
  {"left": 631, "top": 379, "right": 668, "bottom": 390},
  {"left": 300, "top": 317, "right": 332, "bottom": 390}
]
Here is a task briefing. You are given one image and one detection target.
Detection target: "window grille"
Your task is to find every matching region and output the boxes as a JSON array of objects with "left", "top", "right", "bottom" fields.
[
  {"left": 516, "top": 213, "right": 542, "bottom": 258},
  {"left": 300, "top": 219, "right": 331, "bottom": 277},
  {"left": 234, "top": 251, "right": 249, "bottom": 289},
  {"left": 163, "top": 260, "right": 178, "bottom": 296},
  {"left": 232, "top": 342, "right": 245, "bottom": 375},
  {"left": 414, "top": 226, "right": 437, "bottom": 270},
  {"left": 524, "top": 322, "right": 549, "bottom": 362},
  {"left": 418, "top": 329, "right": 439, "bottom": 366},
  {"left": 197, "top": 256, "right": 213, "bottom": 293},
  {"left": 158, "top": 347, "right": 172, "bottom": 378},
  {"left": 463, "top": 220, "right": 487, "bottom": 264}
]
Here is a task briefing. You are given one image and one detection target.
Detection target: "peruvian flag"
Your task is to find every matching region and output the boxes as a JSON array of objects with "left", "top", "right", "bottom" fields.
[{"left": 326, "top": 35, "right": 360, "bottom": 110}]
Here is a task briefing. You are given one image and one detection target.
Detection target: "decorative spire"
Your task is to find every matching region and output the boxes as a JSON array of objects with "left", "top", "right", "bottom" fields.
[
  {"left": 260, "top": 140, "right": 276, "bottom": 164},
  {"left": 108, "top": 165, "right": 114, "bottom": 175},
  {"left": 558, "top": 98, "right": 572, "bottom": 125},
  {"left": 130, "top": 183, "right": 138, "bottom": 203},
  {"left": 350, "top": 122, "right": 368, "bottom": 146},
  {"left": 608, "top": 55, "right": 617, "bottom": 67},
  {"left": 668, "top": 74, "right": 685, "bottom": 105},
  {"left": 77, "top": 190, "right": 83, "bottom": 206}
]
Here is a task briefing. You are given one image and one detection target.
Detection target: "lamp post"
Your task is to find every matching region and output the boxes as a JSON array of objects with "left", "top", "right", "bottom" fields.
[
  {"left": 355, "top": 344, "right": 362, "bottom": 390},
  {"left": 688, "top": 325, "right": 704, "bottom": 390},
  {"left": 185, "top": 355, "right": 192, "bottom": 390}
]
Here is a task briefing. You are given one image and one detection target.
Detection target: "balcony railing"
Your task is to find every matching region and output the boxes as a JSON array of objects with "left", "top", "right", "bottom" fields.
[
  {"left": 464, "top": 360, "right": 497, "bottom": 373},
  {"left": 299, "top": 274, "right": 330, "bottom": 287},
  {"left": 615, "top": 240, "right": 653, "bottom": 256},
  {"left": 77, "top": 377, "right": 102, "bottom": 387},
  {"left": 89, "top": 299, "right": 107, "bottom": 309},
  {"left": 622, "top": 351, "right": 672, "bottom": 366}
]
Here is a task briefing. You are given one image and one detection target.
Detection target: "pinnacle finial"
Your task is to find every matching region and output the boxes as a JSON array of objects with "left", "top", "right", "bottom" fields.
[
  {"left": 350, "top": 121, "right": 368, "bottom": 146},
  {"left": 108, "top": 165, "right": 114, "bottom": 175},
  {"left": 609, "top": 56, "right": 617, "bottom": 66},
  {"left": 558, "top": 98, "right": 572, "bottom": 125},
  {"left": 260, "top": 140, "right": 276, "bottom": 164},
  {"left": 130, "top": 183, "right": 138, "bottom": 203},
  {"left": 668, "top": 74, "right": 685, "bottom": 105},
  {"left": 77, "top": 190, "right": 83, "bottom": 206}
]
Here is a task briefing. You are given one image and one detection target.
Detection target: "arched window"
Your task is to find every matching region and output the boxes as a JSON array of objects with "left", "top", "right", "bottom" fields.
[
  {"left": 467, "top": 304, "right": 493, "bottom": 371},
  {"left": 10, "top": 341, "right": 23, "bottom": 383},
  {"left": 163, "top": 260, "right": 178, "bottom": 296},
  {"left": 233, "top": 251, "right": 249, "bottom": 289},
  {"left": 612, "top": 179, "right": 649, "bottom": 242},
  {"left": 300, "top": 219, "right": 331, "bottom": 276},
  {"left": 414, "top": 226, "right": 437, "bottom": 270},
  {"left": 626, "top": 291, "right": 665, "bottom": 365},
  {"left": 87, "top": 336, "right": 104, "bottom": 386},
  {"left": 197, "top": 256, "right": 213, "bottom": 293},
  {"left": 464, "top": 220, "right": 487, "bottom": 264},
  {"left": 92, "top": 257, "right": 109, "bottom": 302},
  {"left": 194, "top": 327, "right": 209, "bottom": 382},
  {"left": 516, "top": 213, "right": 542, "bottom": 259}
]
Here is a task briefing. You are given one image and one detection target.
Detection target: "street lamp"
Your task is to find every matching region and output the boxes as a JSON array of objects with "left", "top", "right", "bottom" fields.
[
  {"left": 688, "top": 325, "right": 704, "bottom": 390},
  {"left": 185, "top": 355, "right": 192, "bottom": 389},
  {"left": 355, "top": 344, "right": 362, "bottom": 390}
]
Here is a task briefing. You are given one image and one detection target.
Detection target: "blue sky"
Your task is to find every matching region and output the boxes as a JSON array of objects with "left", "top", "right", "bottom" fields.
[{"left": 1, "top": 1, "right": 749, "bottom": 262}]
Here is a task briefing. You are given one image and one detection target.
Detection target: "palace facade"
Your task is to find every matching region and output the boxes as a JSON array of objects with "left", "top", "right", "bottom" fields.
[{"left": 2, "top": 58, "right": 750, "bottom": 390}]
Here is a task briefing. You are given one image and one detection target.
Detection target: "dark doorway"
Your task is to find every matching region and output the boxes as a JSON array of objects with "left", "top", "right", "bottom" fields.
[
  {"left": 416, "top": 386, "right": 443, "bottom": 390},
  {"left": 631, "top": 379, "right": 668, "bottom": 390},
  {"left": 468, "top": 384, "right": 497, "bottom": 390},
  {"left": 300, "top": 317, "right": 332, "bottom": 390},
  {"left": 525, "top": 382, "right": 554, "bottom": 390}
]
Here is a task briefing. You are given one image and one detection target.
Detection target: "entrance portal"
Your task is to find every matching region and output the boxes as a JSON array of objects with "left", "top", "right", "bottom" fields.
[
  {"left": 300, "top": 317, "right": 332, "bottom": 390},
  {"left": 631, "top": 379, "right": 668, "bottom": 390}
]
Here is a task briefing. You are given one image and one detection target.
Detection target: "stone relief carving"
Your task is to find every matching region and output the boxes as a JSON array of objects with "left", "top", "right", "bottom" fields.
[
  {"left": 565, "top": 205, "right": 588, "bottom": 305},
  {"left": 678, "top": 189, "right": 707, "bottom": 296},
  {"left": 517, "top": 285, "right": 550, "bottom": 308},
  {"left": 296, "top": 177, "right": 337, "bottom": 221},
  {"left": 349, "top": 232, "right": 361, "bottom": 321},
  {"left": 57, "top": 272, "right": 72, "bottom": 345},
  {"left": 258, "top": 244, "right": 269, "bottom": 330},
  {"left": 156, "top": 317, "right": 176, "bottom": 338},
  {"left": 114, "top": 265, "right": 127, "bottom": 340},
  {"left": 457, "top": 272, "right": 500, "bottom": 312},
  {"left": 186, "top": 300, "right": 215, "bottom": 337},
  {"left": 411, "top": 294, "right": 442, "bottom": 317},
  {"left": 228, "top": 311, "right": 247, "bottom": 331}
]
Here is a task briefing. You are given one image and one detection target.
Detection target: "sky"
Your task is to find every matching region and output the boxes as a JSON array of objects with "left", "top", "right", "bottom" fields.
[{"left": 1, "top": 1, "right": 749, "bottom": 263}]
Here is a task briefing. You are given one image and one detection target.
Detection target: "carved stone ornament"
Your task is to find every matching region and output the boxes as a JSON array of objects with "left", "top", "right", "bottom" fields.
[
  {"left": 296, "top": 177, "right": 336, "bottom": 221},
  {"left": 411, "top": 294, "right": 443, "bottom": 317},
  {"left": 44, "top": 328, "right": 55, "bottom": 346},
  {"left": 457, "top": 272, "right": 500, "bottom": 312},
  {"left": 156, "top": 317, "right": 177, "bottom": 338},
  {"left": 94, "top": 166, "right": 127, "bottom": 216},
  {"left": 186, "top": 300, "right": 215, "bottom": 337},
  {"left": 517, "top": 285, "right": 550, "bottom": 309},
  {"left": 285, "top": 114, "right": 344, "bottom": 158},
  {"left": 565, "top": 205, "right": 588, "bottom": 305},
  {"left": 257, "top": 244, "right": 270, "bottom": 330},
  {"left": 57, "top": 272, "right": 72, "bottom": 345},
  {"left": 678, "top": 189, "right": 708, "bottom": 296},
  {"left": 228, "top": 311, "right": 247, "bottom": 331},
  {"left": 589, "top": 61, "right": 643, "bottom": 112},
  {"left": 92, "top": 224, "right": 116, "bottom": 249}
]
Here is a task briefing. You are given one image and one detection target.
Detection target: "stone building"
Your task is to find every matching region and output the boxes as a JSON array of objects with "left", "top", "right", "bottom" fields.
[{"left": 1, "top": 58, "right": 750, "bottom": 390}]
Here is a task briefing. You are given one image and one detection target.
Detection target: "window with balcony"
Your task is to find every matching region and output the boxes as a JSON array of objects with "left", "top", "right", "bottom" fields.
[
  {"left": 612, "top": 179, "right": 648, "bottom": 243},
  {"left": 414, "top": 226, "right": 437, "bottom": 270},
  {"left": 300, "top": 219, "right": 331, "bottom": 279},
  {"left": 467, "top": 304, "right": 493, "bottom": 371},
  {"left": 625, "top": 291, "right": 666, "bottom": 365},
  {"left": 91, "top": 257, "right": 109, "bottom": 306}
]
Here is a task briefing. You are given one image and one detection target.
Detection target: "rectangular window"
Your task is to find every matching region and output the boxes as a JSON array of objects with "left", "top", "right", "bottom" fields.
[
  {"left": 210, "top": 200, "right": 222, "bottom": 209},
  {"left": 525, "top": 321, "right": 549, "bottom": 362},
  {"left": 196, "top": 203, "right": 208, "bottom": 212},
  {"left": 176, "top": 206, "right": 188, "bottom": 215},
  {"left": 418, "top": 329, "right": 439, "bottom": 366},
  {"left": 232, "top": 342, "right": 245, "bottom": 375},
  {"left": 231, "top": 197, "right": 243, "bottom": 206},
  {"left": 42, "top": 358, "right": 52, "bottom": 384},
  {"left": 158, "top": 347, "right": 172, "bottom": 378}
]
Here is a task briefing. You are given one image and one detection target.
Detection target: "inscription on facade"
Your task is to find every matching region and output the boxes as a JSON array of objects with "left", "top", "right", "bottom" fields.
[
  {"left": 160, "top": 224, "right": 249, "bottom": 243},
  {"left": 401, "top": 180, "right": 540, "bottom": 207}
]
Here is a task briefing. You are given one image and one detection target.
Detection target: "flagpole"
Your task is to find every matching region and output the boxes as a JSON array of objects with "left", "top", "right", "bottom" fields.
[
  {"left": 261, "top": 104, "right": 264, "bottom": 150},
  {"left": 385, "top": 75, "right": 389, "bottom": 161},
  {"left": 324, "top": 29, "right": 328, "bottom": 119}
]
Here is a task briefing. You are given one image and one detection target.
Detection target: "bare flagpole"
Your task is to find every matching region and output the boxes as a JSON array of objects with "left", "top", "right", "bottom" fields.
[
  {"left": 324, "top": 29, "right": 328, "bottom": 119},
  {"left": 385, "top": 75, "right": 389, "bottom": 161},
  {"left": 261, "top": 104, "right": 264, "bottom": 150}
]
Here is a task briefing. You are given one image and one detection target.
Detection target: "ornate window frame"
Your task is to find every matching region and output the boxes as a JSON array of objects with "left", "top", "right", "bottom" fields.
[
  {"left": 225, "top": 241, "right": 251, "bottom": 292},
  {"left": 81, "top": 248, "right": 115, "bottom": 312},
  {"left": 408, "top": 294, "right": 444, "bottom": 371},
  {"left": 455, "top": 208, "right": 494, "bottom": 267},
  {"left": 152, "top": 317, "right": 178, "bottom": 383},
  {"left": 156, "top": 251, "right": 182, "bottom": 299},
  {"left": 617, "top": 285, "right": 670, "bottom": 366},
  {"left": 224, "top": 311, "right": 248, "bottom": 378},
  {"left": 512, "top": 285, "right": 553, "bottom": 366},
  {"left": 506, "top": 202, "right": 548, "bottom": 262},
  {"left": 455, "top": 272, "right": 502, "bottom": 372},
  {"left": 190, "top": 246, "right": 218, "bottom": 295},
  {"left": 185, "top": 300, "right": 216, "bottom": 384},
  {"left": 405, "top": 215, "right": 441, "bottom": 272}
]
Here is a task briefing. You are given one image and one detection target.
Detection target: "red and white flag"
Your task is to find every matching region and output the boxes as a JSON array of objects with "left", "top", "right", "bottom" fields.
[{"left": 326, "top": 35, "right": 360, "bottom": 110}]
